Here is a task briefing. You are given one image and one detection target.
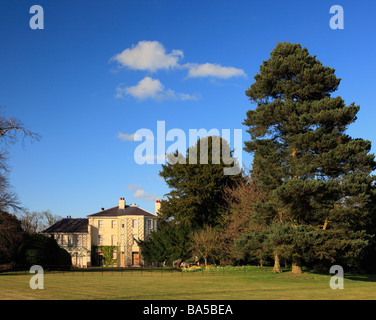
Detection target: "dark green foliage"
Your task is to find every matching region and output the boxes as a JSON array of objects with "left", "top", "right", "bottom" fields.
[
  {"left": 16, "top": 233, "right": 71, "bottom": 269},
  {"left": 245, "top": 42, "right": 340, "bottom": 102},
  {"left": 137, "top": 222, "right": 191, "bottom": 267},
  {"left": 57, "top": 247, "right": 72, "bottom": 267},
  {"left": 232, "top": 230, "right": 267, "bottom": 265},
  {"left": 159, "top": 136, "right": 244, "bottom": 229},
  {"left": 0, "top": 211, "right": 25, "bottom": 264},
  {"left": 243, "top": 42, "right": 376, "bottom": 272}
]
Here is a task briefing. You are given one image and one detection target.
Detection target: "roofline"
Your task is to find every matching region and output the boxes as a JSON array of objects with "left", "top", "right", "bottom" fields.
[
  {"left": 135, "top": 206, "right": 157, "bottom": 217},
  {"left": 86, "top": 205, "right": 157, "bottom": 218},
  {"left": 41, "top": 231, "right": 89, "bottom": 234},
  {"left": 86, "top": 206, "right": 118, "bottom": 217},
  {"left": 40, "top": 218, "right": 89, "bottom": 234}
]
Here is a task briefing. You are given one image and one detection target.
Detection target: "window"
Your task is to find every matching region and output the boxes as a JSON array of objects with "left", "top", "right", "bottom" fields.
[
  {"left": 68, "top": 235, "right": 73, "bottom": 247},
  {"left": 121, "top": 220, "right": 125, "bottom": 228},
  {"left": 98, "top": 235, "right": 103, "bottom": 245},
  {"left": 98, "top": 220, "right": 103, "bottom": 228},
  {"left": 112, "top": 250, "right": 117, "bottom": 260},
  {"left": 70, "top": 234, "right": 78, "bottom": 247},
  {"left": 111, "top": 235, "right": 117, "bottom": 245},
  {"left": 56, "top": 234, "right": 62, "bottom": 245},
  {"left": 132, "top": 219, "right": 138, "bottom": 228},
  {"left": 77, "top": 235, "right": 82, "bottom": 247},
  {"left": 111, "top": 220, "right": 117, "bottom": 229},
  {"left": 147, "top": 219, "right": 154, "bottom": 235}
]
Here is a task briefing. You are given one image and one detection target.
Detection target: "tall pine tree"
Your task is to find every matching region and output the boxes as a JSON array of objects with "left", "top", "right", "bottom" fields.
[{"left": 243, "top": 42, "right": 376, "bottom": 273}]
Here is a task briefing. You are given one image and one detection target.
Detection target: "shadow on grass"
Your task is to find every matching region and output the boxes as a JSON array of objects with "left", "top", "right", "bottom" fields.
[{"left": 345, "top": 274, "right": 376, "bottom": 283}]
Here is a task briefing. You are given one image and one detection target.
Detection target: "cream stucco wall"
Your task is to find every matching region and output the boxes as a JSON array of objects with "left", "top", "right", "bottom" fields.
[{"left": 88, "top": 213, "right": 157, "bottom": 266}]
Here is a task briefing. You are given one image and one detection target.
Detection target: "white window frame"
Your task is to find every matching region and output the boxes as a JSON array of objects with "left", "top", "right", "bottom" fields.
[{"left": 111, "top": 235, "right": 117, "bottom": 246}]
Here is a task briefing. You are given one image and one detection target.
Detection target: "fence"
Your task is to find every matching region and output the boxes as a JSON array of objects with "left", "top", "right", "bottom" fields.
[{"left": 0, "top": 265, "right": 270, "bottom": 276}]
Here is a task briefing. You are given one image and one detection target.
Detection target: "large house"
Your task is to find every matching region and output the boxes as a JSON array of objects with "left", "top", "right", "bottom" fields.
[{"left": 42, "top": 198, "right": 160, "bottom": 267}]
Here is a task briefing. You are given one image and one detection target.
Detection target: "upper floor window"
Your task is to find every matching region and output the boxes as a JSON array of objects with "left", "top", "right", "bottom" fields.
[
  {"left": 111, "top": 220, "right": 117, "bottom": 229},
  {"left": 98, "top": 220, "right": 103, "bottom": 228},
  {"left": 132, "top": 219, "right": 138, "bottom": 228}
]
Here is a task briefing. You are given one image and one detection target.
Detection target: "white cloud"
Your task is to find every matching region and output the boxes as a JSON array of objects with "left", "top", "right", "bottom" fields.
[
  {"left": 127, "top": 184, "right": 141, "bottom": 191},
  {"left": 111, "top": 41, "right": 183, "bottom": 72},
  {"left": 186, "top": 63, "right": 246, "bottom": 79},
  {"left": 123, "top": 76, "right": 163, "bottom": 100},
  {"left": 116, "top": 76, "right": 199, "bottom": 101},
  {"left": 132, "top": 188, "right": 158, "bottom": 202},
  {"left": 111, "top": 41, "right": 247, "bottom": 102}
]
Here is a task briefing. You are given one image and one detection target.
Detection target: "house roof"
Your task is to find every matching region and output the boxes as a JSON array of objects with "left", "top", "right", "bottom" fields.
[
  {"left": 42, "top": 218, "right": 89, "bottom": 234},
  {"left": 87, "top": 205, "right": 157, "bottom": 218}
]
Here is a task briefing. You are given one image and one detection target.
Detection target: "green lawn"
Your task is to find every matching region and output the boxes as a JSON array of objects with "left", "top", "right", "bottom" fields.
[{"left": 1, "top": 268, "right": 376, "bottom": 300}]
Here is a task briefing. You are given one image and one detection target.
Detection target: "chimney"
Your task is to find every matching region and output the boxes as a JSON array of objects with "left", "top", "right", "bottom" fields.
[
  {"left": 119, "top": 197, "right": 126, "bottom": 209},
  {"left": 155, "top": 200, "right": 161, "bottom": 215}
]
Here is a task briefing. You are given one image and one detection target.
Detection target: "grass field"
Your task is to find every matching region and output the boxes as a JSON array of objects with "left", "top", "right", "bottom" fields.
[{"left": 1, "top": 267, "right": 376, "bottom": 300}]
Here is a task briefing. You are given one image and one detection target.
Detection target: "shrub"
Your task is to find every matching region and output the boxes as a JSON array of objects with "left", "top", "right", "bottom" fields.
[{"left": 16, "top": 233, "right": 72, "bottom": 269}]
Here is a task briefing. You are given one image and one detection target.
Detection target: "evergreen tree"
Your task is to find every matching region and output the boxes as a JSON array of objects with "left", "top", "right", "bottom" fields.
[
  {"left": 243, "top": 42, "right": 376, "bottom": 273},
  {"left": 232, "top": 229, "right": 266, "bottom": 266},
  {"left": 159, "top": 136, "right": 244, "bottom": 229},
  {"left": 0, "top": 211, "right": 25, "bottom": 265},
  {"left": 137, "top": 221, "right": 191, "bottom": 268}
]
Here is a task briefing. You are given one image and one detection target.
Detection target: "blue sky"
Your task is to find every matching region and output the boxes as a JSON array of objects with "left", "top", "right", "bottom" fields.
[{"left": 0, "top": 0, "right": 375, "bottom": 217}]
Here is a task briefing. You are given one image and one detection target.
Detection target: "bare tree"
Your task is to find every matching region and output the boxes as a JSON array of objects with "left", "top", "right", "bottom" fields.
[
  {"left": 0, "top": 175, "right": 21, "bottom": 213},
  {"left": 0, "top": 107, "right": 40, "bottom": 214},
  {"left": 20, "top": 209, "right": 62, "bottom": 234},
  {"left": 190, "top": 226, "right": 219, "bottom": 267},
  {"left": 0, "top": 108, "right": 40, "bottom": 170},
  {"left": 0, "top": 107, "right": 40, "bottom": 266},
  {"left": 0, "top": 110, "right": 40, "bottom": 142},
  {"left": 219, "top": 176, "right": 264, "bottom": 262},
  {"left": 41, "top": 210, "right": 62, "bottom": 227}
]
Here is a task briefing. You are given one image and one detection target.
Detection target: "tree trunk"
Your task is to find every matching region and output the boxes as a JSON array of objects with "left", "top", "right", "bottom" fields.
[
  {"left": 175, "top": 259, "right": 183, "bottom": 269},
  {"left": 204, "top": 257, "right": 208, "bottom": 267},
  {"left": 272, "top": 253, "right": 282, "bottom": 273},
  {"left": 291, "top": 254, "right": 303, "bottom": 274},
  {"left": 260, "top": 257, "right": 263, "bottom": 267}
]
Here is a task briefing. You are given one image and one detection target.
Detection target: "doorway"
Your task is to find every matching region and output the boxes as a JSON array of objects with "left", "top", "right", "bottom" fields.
[{"left": 132, "top": 252, "right": 139, "bottom": 266}]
